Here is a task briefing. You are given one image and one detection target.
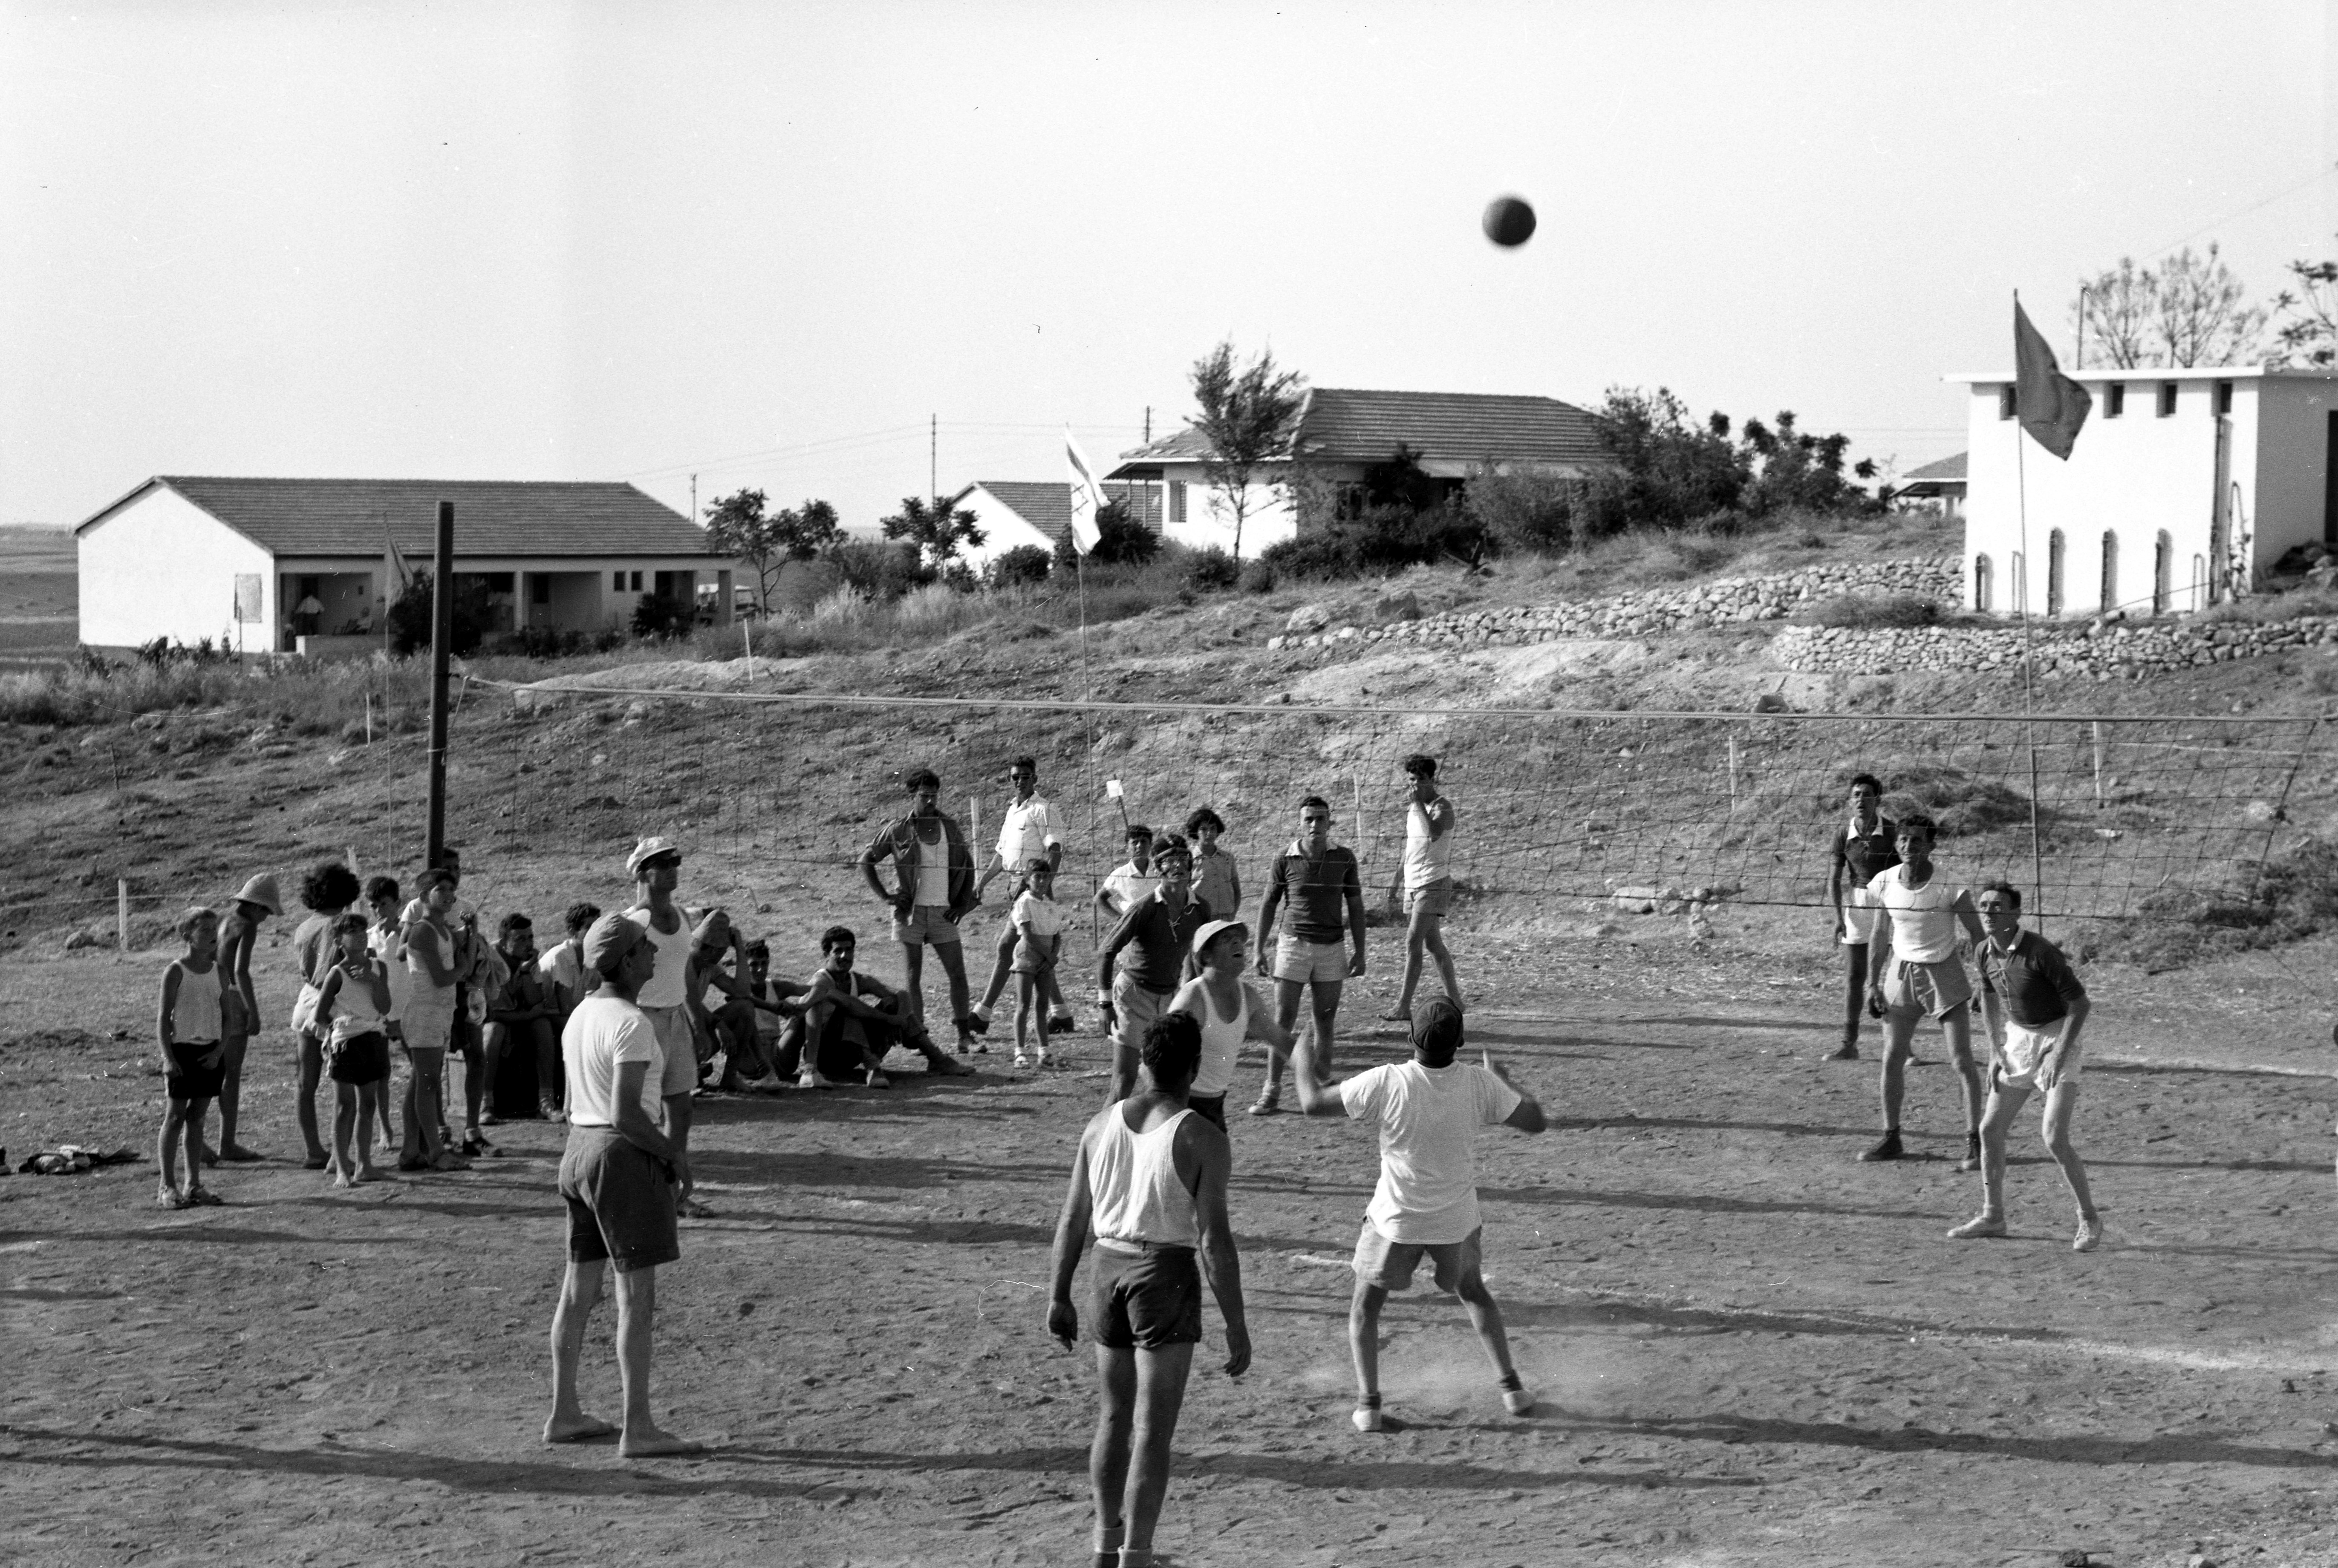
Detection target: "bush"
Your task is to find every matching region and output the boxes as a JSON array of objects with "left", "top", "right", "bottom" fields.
[
  {"left": 1881, "top": 763, "right": 2034, "bottom": 837},
  {"left": 491, "top": 625, "right": 595, "bottom": 660},
  {"left": 1052, "top": 502, "right": 1162, "bottom": 573},
  {"left": 629, "top": 595, "right": 693, "bottom": 640},
  {"left": 1465, "top": 469, "right": 1573, "bottom": 556},
  {"left": 2113, "top": 839, "right": 2338, "bottom": 970},
  {"left": 986, "top": 545, "right": 1053, "bottom": 589},
  {"left": 1240, "top": 558, "right": 1278, "bottom": 594},
  {"left": 1183, "top": 548, "right": 1240, "bottom": 593},
  {"left": 1260, "top": 498, "right": 1487, "bottom": 582},
  {"left": 827, "top": 539, "right": 933, "bottom": 601},
  {"left": 387, "top": 572, "right": 494, "bottom": 657}
]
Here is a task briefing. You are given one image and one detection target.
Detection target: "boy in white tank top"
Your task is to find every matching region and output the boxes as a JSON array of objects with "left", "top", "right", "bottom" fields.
[
  {"left": 1049, "top": 1012, "right": 1249, "bottom": 1568},
  {"left": 1861, "top": 814, "right": 1989, "bottom": 1170}
]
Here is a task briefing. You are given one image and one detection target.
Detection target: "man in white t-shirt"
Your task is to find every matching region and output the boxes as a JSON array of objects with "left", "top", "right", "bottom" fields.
[
  {"left": 1094, "top": 823, "right": 1160, "bottom": 922},
  {"left": 544, "top": 913, "right": 702, "bottom": 1459},
  {"left": 1861, "top": 813, "right": 1989, "bottom": 1171},
  {"left": 971, "top": 755, "right": 1073, "bottom": 1038},
  {"left": 1383, "top": 753, "right": 1462, "bottom": 1023},
  {"left": 1293, "top": 997, "right": 1545, "bottom": 1434},
  {"left": 624, "top": 837, "right": 714, "bottom": 1216}
]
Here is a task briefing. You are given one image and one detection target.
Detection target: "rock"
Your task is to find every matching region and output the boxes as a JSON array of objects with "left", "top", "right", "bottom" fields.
[
  {"left": 1752, "top": 691, "right": 1791, "bottom": 713},
  {"left": 64, "top": 927, "right": 104, "bottom": 951},
  {"left": 130, "top": 711, "right": 167, "bottom": 733},
  {"left": 2243, "top": 799, "right": 2283, "bottom": 822},
  {"left": 1285, "top": 603, "right": 1333, "bottom": 635}
]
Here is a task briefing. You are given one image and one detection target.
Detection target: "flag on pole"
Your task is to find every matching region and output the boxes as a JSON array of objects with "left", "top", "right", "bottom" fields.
[
  {"left": 2014, "top": 297, "right": 2091, "bottom": 460},
  {"left": 383, "top": 514, "right": 413, "bottom": 595},
  {"left": 1065, "top": 427, "right": 1111, "bottom": 555}
]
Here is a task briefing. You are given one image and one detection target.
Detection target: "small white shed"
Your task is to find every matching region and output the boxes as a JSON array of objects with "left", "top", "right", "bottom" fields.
[{"left": 1949, "top": 367, "right": 2338, "bottom": 618}]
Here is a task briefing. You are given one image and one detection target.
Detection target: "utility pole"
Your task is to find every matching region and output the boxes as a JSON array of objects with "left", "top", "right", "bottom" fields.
[
  {"left": 690, "top": 473, "right": 699, "bottom": 523},
  {"left": 1144, "top": 406, "right": 1151, "bottom": 443},
  {"left": 425, "top": 499, "right": 454, "bottom": 870},
  {"left": 930, "top": 413, "right": 937, "bottom": 503}
]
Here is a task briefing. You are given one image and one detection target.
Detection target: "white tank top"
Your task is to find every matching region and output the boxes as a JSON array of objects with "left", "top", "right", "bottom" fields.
[
  {"left": 172, "top": 960, "right": 225, "bottom": 1043},
  {"left": 1190, "top": 978, "right": 1249, "bottom": 1098},
  {"left": 1873, "top": 867, "right": 1961, "bottom": 964},
  {"left": 629, "top": 906, "right": 693, "bottom": 1009},
  {"left": 326, "top": 961, "right": 389, "bottom": 1043},
  {"left": 1088, "top": 1106, "right": 1200, "bottom": 1249},
  {"left": 1403, "top": 797, "right": 1452, "bottom": 889}
]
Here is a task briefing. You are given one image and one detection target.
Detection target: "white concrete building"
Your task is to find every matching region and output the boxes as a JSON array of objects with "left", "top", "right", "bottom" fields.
[
  {"left": 76, "top": 477, "right": 730, "bottom": 655},
  {"left": 1949, "top": 367, "right": 2338, "bottom": 618},
  {"left": 944, "top": 480, "right": 1162, "bottom": 571},
  {"left": 1106, "top": 387, "right": 1611, "bottom": 558}
]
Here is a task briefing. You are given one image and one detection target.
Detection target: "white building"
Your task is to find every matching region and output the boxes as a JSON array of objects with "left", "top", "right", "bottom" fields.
[
  {"left": 76, "top": 476, "right": 731, "bottom": 655},
  {"left": 944, "top": 480, "right": 1162, "bottom": 571},
  {"left": 1949, "top": 367, "right": 2338, "bottom": 618},
  {"left": 1106, "top": 387, "right": 1611, "bottom": 558}
]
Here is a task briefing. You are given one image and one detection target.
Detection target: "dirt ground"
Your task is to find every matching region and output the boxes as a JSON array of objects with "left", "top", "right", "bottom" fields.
[{"left": 6, "top": 924, "right": 2337, "bottom": 1568}]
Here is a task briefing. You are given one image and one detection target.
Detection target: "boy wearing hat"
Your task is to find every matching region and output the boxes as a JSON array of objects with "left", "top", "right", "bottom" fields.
[
  {"left": 623, "top": 838, "right": 714, "bottom": 1217},
  {"left": 1292, "top": 997, "right": 1546, "bottom": 1433},
  {"left": 545, "top": 912, "right": 702, "bottom": 1459},
  {"left": 210, "top": 872, "right": 280, "bottom": 1164}
]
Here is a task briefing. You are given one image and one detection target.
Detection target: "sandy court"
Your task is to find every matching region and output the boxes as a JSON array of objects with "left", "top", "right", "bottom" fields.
[{"left": 5, "top": 945, "right": 2338, "bottom": 1567}]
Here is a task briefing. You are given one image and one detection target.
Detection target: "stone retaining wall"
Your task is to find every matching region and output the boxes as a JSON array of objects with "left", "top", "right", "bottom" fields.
[
  {"left": 1777, "top": 614, "right": 2338, "bottom": 679},
  {"left": 1265, "top": 556, "right": 1963, "bottom": 653}
]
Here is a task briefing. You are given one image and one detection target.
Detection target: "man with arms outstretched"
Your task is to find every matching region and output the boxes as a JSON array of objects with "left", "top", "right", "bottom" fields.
[
  {"left": 1049, "top": 1012, "right": 1249, "bottom": 1568},
  {"left": 1948, "top": 881, "right": 2103, "bottom": 1251},
  {"left": 1862, "top": 813, "right": 1989, "bottom": 1171}
]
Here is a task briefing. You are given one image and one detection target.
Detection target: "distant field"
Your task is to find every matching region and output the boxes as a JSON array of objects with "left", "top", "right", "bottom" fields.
[{"left": 0, "top": 524, "right": 77, "bottom": 663}]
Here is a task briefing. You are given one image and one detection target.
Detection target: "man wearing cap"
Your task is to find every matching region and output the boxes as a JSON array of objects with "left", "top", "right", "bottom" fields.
[
  {"left": 545, "top": 912, "right": 702, "bottom": 1458},
  {"left": 859, "top": 768, "right": 981, "bottom": 1049},
  {"left": 209, "top": 871, "right": 280, "bottom": 1164},
  {"left": 971, "top": 755, "right": 1073, "bottom": 1038},
  {"left": 623, "top": 838, "right": 715, "bottom": 1218},
  {"left": 1292, "top": 997, "right": 1546, "bottom": 1434},
  {"left": 1166, "top": 920, "right": 1295, "bottom": 1130},
  {"left": 1097, "top": 841, "right": 1207, "bottom": 1104}
]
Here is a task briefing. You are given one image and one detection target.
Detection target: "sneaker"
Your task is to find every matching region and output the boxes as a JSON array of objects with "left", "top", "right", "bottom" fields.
[
  {"left": 1858, "top": 1130, "right": 1903, "bottom": 1162},
  {"left": 1955, "top": 1135, "right": 1983, "bottom": 1173},
  {"left": 972, "top": 1039, "right": 990, "bottom": 1055},
  {"left": 1248, "top": 1090, "right": 1282, "bottom": 1117},
  {"left": 798, "top": 1069, "right": 842, "bottom": 1090},
  {"left": 1824, "top": 1042, "right": 1859, "bottom": 1061},
  {"left": 1502, "top": 1386, "right": 1535, "bottom": 1417},
  {"left": 1033, "top": 1049, "right": 1051, "bottom": 1070},
  {"left": 187, "top": 1187, "right": 224, "bottom": 1207},
  {"left": 155, "top": 1187, "right": 188, "bottom": 1210},
  {"left": 1048, "top": 1011, "right": 1076, "bottom": 1037},
  {"left": 1350, "top": 1404, "right": 1384, "bottom": 1433},
  {"left": 2072, "top": 1214, "right": 2104, "bottom": 1253},
  {"left": 1013, "top": 1051, "right": 1030, "bottom": 1069},
  {"left": 971, "top": 1002, "right": 993, "bottom": 1029},
  {"left": 1947, "top": 1213, "right": 2007, "bottom": 1240}
]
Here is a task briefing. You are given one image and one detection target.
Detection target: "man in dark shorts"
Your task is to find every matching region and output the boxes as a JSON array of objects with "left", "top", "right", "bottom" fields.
[
  {"left": 1823, "top": 772, "right": 1898, "bottom": 1061},
  {"left": 859, "top": 767, "right": 981, "bottom": 1049},
  {"left": 1248, "top": 794, "right": 1367, "bottom": 1116},
  {"left": 1097, "top": 840, "right": 1206, "bottom": 1103},
  {"left": 1049, "top": 1012, "right": 1249, "bottom": 1568},
  {"left": 544, "top": 914, "right": 702, "bottom": 1458}
]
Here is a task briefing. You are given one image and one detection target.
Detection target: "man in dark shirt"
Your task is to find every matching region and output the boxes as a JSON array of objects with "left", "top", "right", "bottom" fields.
[
  {"left": 1823, "top": 772, "right": 1898, "bottom": 1061},
  {"left": 1948, "top": 881, "right": 2102, "bottom": 1252},
  {"left": 1248, "top": 794, "right": 1367, "bottom": 1116},
  {"left": 1097, "top": 842, "right": 1205, "bottom": 1102}
]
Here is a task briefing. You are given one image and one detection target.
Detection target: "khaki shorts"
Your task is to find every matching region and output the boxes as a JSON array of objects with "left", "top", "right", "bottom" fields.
[
  {"left": 638, "top": 1004, "right": 699, "bottom": 1098},
  {"left": 1110, "top": 971, "right": 1175, "bottom": 1052},
  {"left": 1883, "top": 957, "right": 1972, "bottom": 1021},
  {"left": 1997, "top": 1018, "right": 2082, "bottom": 1089},
  {"left": 892, "top": 904, "right": 962, "bottom": 948},
  {"left": 1404, "top": 877, "right": 1454, "bottom": 918},
  {"left": 1273, "top": 933, "right": 1349, "bottom": 985},
  {"left": 1352, "top": 1219, "right": 1482, "bottom": 1293}
]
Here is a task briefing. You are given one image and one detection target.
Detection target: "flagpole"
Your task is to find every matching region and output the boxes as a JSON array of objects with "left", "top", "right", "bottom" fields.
[{"left": 2013, "top": 290, "right": 2047, "bottom": 935}]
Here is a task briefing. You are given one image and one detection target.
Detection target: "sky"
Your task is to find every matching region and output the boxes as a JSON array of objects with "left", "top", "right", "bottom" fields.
[{"left": 3, "top": 1, "right": 2332, "bottom": 531}]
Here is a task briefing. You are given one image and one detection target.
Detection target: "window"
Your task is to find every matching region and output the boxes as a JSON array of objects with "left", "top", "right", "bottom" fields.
[
  {"left": 2105, "top": 382, "right": 2125, "bottom": 418},
  {"left": 612, "top": 571, "right": 625, "bottom": 592},
  {"left": 2190, "top": 553, "right": 2208, "bottom": 612},
  {"left": 2099, "top": 531, "right": 2118, "bottom": 612},
  {"left": 630, "top": 571, "right": 644, "bottom": 592},
  {"left": 2153, "top": 530, "right": 2171, "bottom": 614},
  {"left": 2214, "top": 380, "right": 2234, "bottom": 416},
  {"left": 2156, "top": 382, "right": 2178, "bottom": 417},
  {"left": 1997, "top": 385, "right": 2018, "bottom": 420},
  {"left": 1973, "top": 553, "right": 1993, "bottom": 613},
  {"left": 531, "top": 575, "right": 551, "bottom": 605},
  {"left": 2046, "top": 530, "right": 2065, "bottom": 617},
  {"left": 482, "top": 572, "right": 514, "bottom": 594},
  {"left": 1169, "top": 481, "right": 1187, "bottom": 524}
]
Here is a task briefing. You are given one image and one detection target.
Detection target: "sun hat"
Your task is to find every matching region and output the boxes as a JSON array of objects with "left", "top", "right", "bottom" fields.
[
  {"left": 626, "top": 836, "right": 681, "bottom": 878},
  {"left": 581, "top": 912, "right": 646, "bottom": 972},
  {"left": 1189, "top": 918, "right": 1247, "bottom": 959},
  {"left": 233, "top": 872, "right": 283, "bottom": 916}
]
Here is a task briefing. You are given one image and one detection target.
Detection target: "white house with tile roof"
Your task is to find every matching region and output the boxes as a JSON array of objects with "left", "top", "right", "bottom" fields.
[
  {"left": 945, "top": 480, "right": 1162, "bottom": 571},
  {"left": 1105, "top": 387, "right": 1614, "bottom": 557},
  {"left": 75, "top": 476, "right": 728, "bottom": 655}
]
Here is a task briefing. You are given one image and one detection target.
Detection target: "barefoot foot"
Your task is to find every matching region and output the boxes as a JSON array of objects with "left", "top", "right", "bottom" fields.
[
  {"left": 543, "top": 1414, "right": 620, "bottom": 1445},
  {"left": 618, "top": 1424, "right": 706, "bottom": 1458}
]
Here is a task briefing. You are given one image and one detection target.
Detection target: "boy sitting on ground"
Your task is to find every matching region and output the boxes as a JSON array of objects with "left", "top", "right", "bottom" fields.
[{"left": 793, "top": 925, "right": 973, "bottom": 1088}]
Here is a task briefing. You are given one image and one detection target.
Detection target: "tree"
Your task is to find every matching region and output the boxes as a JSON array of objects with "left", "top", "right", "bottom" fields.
[
  {"left": 1051, "top": 499, "right": 1160, "bottom": 573},
  {"left": 878, "top": 494, "right": 984, "bottom": 571},
  {"left": 2270, "top": 257, "right": 2338, "bottom": 367},
  {"left": 702, "top": 489, "right": 843, "bottom": 616},
  {"left": 2153, "top": 244, "right": 2264, "bottom": 367},
  {"left": 1189, "top": 338, "right": 1307, "bottom": 559},
  {"left": 2071, "top": 257, "right": 2156, "bottom": 369},
  {"left": 386, "top": 571, "right": 491, "bottom": 657}
]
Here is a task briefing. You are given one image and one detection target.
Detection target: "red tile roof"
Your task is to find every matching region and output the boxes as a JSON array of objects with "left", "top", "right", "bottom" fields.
[
  {"left": 1899, "top": 452, "right": 1967, "bottom": 483},
  {"left": 1110, "top": 387, "right": 1611, "bottom": 473},
  {"left": 81, "top": 477, "right": 716, "bottom": 559}
]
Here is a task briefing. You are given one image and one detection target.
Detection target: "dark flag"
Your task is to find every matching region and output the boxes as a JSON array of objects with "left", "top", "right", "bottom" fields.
[{"left": 2014, "top": 298, "right": 2090, "bottom": 460}]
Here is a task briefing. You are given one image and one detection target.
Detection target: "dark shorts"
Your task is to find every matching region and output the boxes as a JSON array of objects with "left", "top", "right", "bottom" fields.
[
  {"left": 1086, "top": 1242, "right": 1204, "bottom": 1350},
  {"left": 558, "top": 1125, "right": 680, "bottom": 1274},
  {"left": 167, "top": 1041, "right": 225, "bottom": 1102},
  {"left": 1187, "top": 1093, "right": 1228, "bottom": 1131},
  {"left": 328, "top": 1031, "right": 392, "bottom": 1086}
]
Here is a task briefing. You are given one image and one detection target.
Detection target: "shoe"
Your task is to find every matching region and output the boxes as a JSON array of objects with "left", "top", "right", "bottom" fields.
[
  {"left": 798, "top": 1069, "right": 841, "bottom": 1090},
  {"left": 156, "top": 1188, "right": 189, "bottom": 1210},
  {"left": 866, "top": 1071, "right": 891, "bottom": 1090},
  {"left": 1947, "top": 1213, "right": 2007, "bottom": 1240},
  {"left": 541, "top": 1103, "right": 568, "bottom": 1123},
  {"left": 1048, "top": 1012, "right": 1076, "bottom": 1037},
  {"left": 187, "top": 1187, "right": 224, "bottom": 1207},
  {"left": 397, "top": 1155, "right": 429, "bottom": 1172},
  {"left": 1033, "top": 1049, "right": 1051, "bottom": 1070},
  {"left": 1956, "top": 1135, "right": 1983, "bottom": 1173},
  {"left": 1248, "top": 1090, "right": 1282, "bottom": 1117},
  {"left": 219, "top": 1145, "right": 265, "bottom": 1164},
  {"left": 1502, "top": 1386, "right": 1535, "bottom": 1417},
  {"left": 302, "top": 1154, "right": 329, "bottom": 1171},
  {"left": 931, "top": 1057, "right": 974, "bottom": 1077},
  {"left": 2072, "top": 1214, "right": 2104, "bottom": 1253},
  {"left": 1351, "top": 1404, "right": 1384, "bottom": 1433},
  {"left": 961, "top": 1010, "right": 989, "bottom": 1036},
  {"left": 973, "top": 1039, "right": 990, "bottom": 1055},
  {"left": 955, "top": 1038, "right": 969, "bottom": 1056},
  {"left": 1013, "top": 1051, "right": 1030, "bottom": 1069},
  {"left": 1825, "top": 1043, "right": 1859, "bottom": 1061},
  {"left": 1858, "top": 1131, "right": 1903, "bottom": 1162}
]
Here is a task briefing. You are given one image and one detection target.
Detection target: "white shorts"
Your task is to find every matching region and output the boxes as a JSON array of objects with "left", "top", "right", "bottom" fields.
[
  {"left": 639, "top": 1004, "right": 700, "bottom": 1098},
  {"left": 1997, "top": 1018, "right": 2081, "bottom": 1089},
  {"left": 1839, "top": 889, "right": 1881, "bottom": 946}
]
